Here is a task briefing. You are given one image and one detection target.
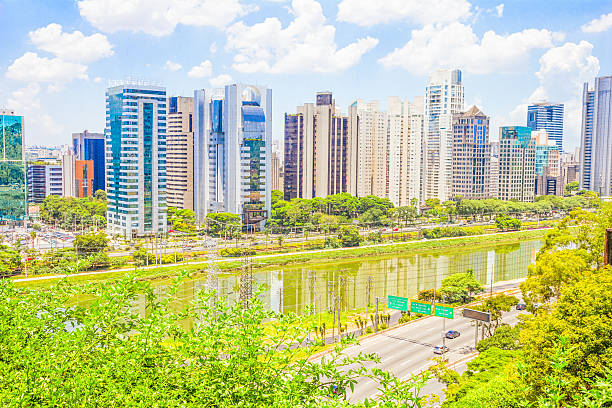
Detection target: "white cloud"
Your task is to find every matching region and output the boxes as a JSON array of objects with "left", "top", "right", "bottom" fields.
[
  {"left": 164, "top": 60, "right": 183, "bottom": 71},
  {"left": 226, "top": 0, "right": 378, "bottom": 74},
  {"left": 210, "top": 42, "right": 218, "bottom": 54},
  {"left": 93, "top": 76, "right": 104, "bottom": 83},
  {"left": 188, "top": 60, "right": 213, "bottom": 78},
  {"left": 209, "top": 74, "right": 233, "bottom": 88},
  {"left": 495, "top": 4, "right": 504, "bottom": 17},
  {"left": 29, "top": 23, "right": 113, "bottom": 63},
  {"left": 7, "top": 83, "right": 41, "bottom": 112},
  {"left": 581, "top": 12, "right": 612, "bottom": 33},
  {"left": 379, "top": 22, "right": 558, "bottom": 75},
  {"left": 337, "top": 0, "right": 472, "bottom": 26},
  {"left": 77, "top": 0, "right": 251, "bottom": 36},
  {"left": 5, "top": 83, "right": 64, "bottom": 139},
  {"left": 6, "top": 52, "right": 89, "bottom": 83}
]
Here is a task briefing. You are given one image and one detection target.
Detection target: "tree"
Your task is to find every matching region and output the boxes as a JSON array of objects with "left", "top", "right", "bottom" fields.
[
  {"left": 440, "top": 271, "right": 484, "bottom": 303},
  {"left": 476, "top": 325, "right": 521, "bottom": 352},
  {"left": 473, "top": 294, "right": 519, "bottom": 336},
  {"left": 495, "top": 214, "right": 521, "bottom": 231},
  {"left": 168, "top": 207, "right": 196, "bottom": 233},
  {"left": 73, "top": 231, "right": 109, "bottom": 255},
  {"left": 94, "top": 190, "right": 107, "bottom": 201},
  {"left": 206, "top": 213, "right": 241, "bottom": 238},
  {"left": 0, "top": 275, "right": 434, "bottom": 407},
  {"left": 337, "top": 225, "right": 362, "bottom": 247}
]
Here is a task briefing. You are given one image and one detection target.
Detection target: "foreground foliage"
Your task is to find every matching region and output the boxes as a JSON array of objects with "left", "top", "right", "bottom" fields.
[{"left": 0, "top": 275, "right": 432, "bottom": 407}]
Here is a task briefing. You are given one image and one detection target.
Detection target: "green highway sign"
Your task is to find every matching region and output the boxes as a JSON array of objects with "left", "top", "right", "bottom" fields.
[
  {"left": 410, "top": 300, "right": 432, "bottom": 315},
  {"left": 434, "top": 304, "right": 454, "bottom": 319},
  {"left": 388, "top": 295, "right": 408, "bottom": 311}
]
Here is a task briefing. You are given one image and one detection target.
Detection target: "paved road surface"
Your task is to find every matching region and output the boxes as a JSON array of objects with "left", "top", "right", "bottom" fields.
[{"left": 338, "top": 282, "right": 526, "bottom": 402}]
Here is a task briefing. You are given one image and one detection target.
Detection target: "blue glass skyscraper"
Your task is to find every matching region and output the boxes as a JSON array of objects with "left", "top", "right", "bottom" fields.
[
  {"left": 105, "top": 82, "right": 167, "bottom": 238},
  {"left": 527, "top": 103, "right": 564, "bottom": 151},
  {"left": 0, "top": 110, "right": 26, "bottom": 222},
  {"left": 73, "top": 130, "right": 105, "bottom": 193}
]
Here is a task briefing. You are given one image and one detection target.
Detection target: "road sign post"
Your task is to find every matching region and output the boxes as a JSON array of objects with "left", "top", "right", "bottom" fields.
[
  {"left": 388, "top": 295, "right": 408, "bottom": 312},
  {"left": 434, "top": 304, "right": 454, "bottom": 319}
]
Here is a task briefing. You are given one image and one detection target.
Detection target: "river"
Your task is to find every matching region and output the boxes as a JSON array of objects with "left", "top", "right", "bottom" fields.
[{"left": 145, "top": 238, "right": 542, "bottom": 317}]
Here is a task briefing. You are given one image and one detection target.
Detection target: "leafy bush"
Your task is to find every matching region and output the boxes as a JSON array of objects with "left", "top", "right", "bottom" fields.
[
  {"left": 367, "top": 232, "right": 382, "bottom": 243},
  {"left": 477, "top": 325, "right": 521, "bottom": 352},
  {"left": 337, "top": 225, "right": 363, "bottom": 247},
  {"left": 324, "top": 236, "right": 341, "bottom": 248},
  {"left": 219, "top": 248, "right": 255, "bottom": 257},
  {"left": 422, "top": 226, "right": 484, "bottom": 239}
]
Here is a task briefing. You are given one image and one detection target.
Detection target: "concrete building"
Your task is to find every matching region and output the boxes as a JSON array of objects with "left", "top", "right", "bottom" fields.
[
  {"left": 533, "top": 130, "right": 562, "bottom": 196},
  {"left": 271, "top": 150, "right": 284, "bottom": 192},
  {"left": 62, "top": 152, "right": 95, "bottom": 198},
  {"left": 498, "top": 126, "right": 536, "bottom": 202},
  {"left": 284, "top": 92, "right": 349, "bottom": 200},
  {"left": 0, "top": 109, "right": 27, "bottom": 222},
  {"left": 451, "top": 106, "right": 491, "bottom": 199},
  {"left": 27, "top": 160, "right": 63, "bottom": 203},
  {"left": 527, "top": 102, "right": 564, "bottom": 151},
  {"left": 72, "top": 130, "right": 105, "bottom": 193},
  {"left": 194, "top": 84, "right": 272, "bottom": 229},
  {"left": 489, "top": 141, "right": 500, "bottom": 198},
  {"left": 166, "top": 96, "right": 194, "bottom": 210},
  {"left": 580, "top": 75, "right": 612, "bottom": 196},
  {"left": 61, "top": 153, "right": 75, "bottom": 197},
  {"left": 348, "top": 99, "right": 388, "bottom": 198},
  {"left": 105, "top": 81, "right": 167, "bottom": 238},
  {"left": 424, "top": 69, "right": 465, "bottom": 201},
  {"left": 386, "top": 96, "right": 423, "bottom": 206}
]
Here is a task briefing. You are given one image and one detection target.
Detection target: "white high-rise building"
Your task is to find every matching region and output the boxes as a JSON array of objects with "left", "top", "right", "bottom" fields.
[
  {"left": 105, "top": 82, "right": 167, "bottom": 238},
  {"left": 194, "top": 84, "right": 272, "bottom": 230},
  {"left": 387, "top": 96, "right": 424, "bottom": 207},
  {"left": 424, "top": 69, "right": 464, "bottom": 202}
]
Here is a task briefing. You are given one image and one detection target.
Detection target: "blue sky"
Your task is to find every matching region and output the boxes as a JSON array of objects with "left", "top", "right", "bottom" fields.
[{"left": 0, "top": 0, "right": 610, "bottom": 150}]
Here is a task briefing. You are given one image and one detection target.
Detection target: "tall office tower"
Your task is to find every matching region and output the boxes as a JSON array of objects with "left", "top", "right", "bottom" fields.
[
  {"left": 498, "top": 126, "right": 536, "bottom": 202},
  {"left": 283, "top": 92, "right": 349, "bottom": 200},
  {"left": 580, "top": 76, "right": 612, "bottom": 196},
  {"left": 62, "top": 152, "right": 95, "bottom": 198},
  {"left": 194, "top": 84, "right": 272, "bottom": 229},
  {"left": 0, "top": 110, "right": 26, "bottom": 222},
  {"left": 270, "top": 150, "right": 284, "bottom": 191},
  {"left": 72, "top": 130, "right": 105, "bottom": 193},
  {"left": 424, "top": 69, "right": 465, "bottom": 201},
  {"left": 62, "top": 153, "right": 76, "bottom": 197},
  {"left": 27, "top": 159, "right": 63, "bottom": 203},
  {"left": 489, "top": 141, "right": 500, "bottom": 198},
  {"left": 348, "top": 99, "right": 388, "bottom": 198},
  {"left": 386, "top": 96, "right": 423, "bottom": 206},
  {"left": 451, "top": 106, "right": 491, "bottom": 199},
  {"left": 105, "top": 82, "right": 167, "bottom": 238},
  {"left": 527, "top": 102, "right": 564, "bottom": 151},
  {"left": 166, "top": 96, "right": 194, "bottom": 210}
]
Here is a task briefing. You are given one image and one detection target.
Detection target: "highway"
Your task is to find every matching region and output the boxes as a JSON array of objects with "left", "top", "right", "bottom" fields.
[{"left": 337, "top": 280, "right": 526, "bottom": 402}]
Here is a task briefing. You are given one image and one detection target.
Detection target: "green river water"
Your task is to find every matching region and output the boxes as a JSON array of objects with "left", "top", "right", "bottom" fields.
[{"left": 143, "top": 239, "right": 543, "bottom": 317}]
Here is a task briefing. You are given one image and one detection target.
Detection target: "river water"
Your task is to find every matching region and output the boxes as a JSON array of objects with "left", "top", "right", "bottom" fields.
[{"left": 147, "top": 239, "right": 542, "bottom": 317}]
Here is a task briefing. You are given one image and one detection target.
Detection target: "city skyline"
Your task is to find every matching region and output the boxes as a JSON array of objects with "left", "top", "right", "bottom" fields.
[{"left": 0, "top": 1, "right": 610, "bottom": 149}]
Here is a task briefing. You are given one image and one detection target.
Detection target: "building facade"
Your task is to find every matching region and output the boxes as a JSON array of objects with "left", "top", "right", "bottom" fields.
[
  {"left": 166, "top": 96, "right": 194, "bottom": 210},
  {"left": 270, "top": 150, "right": 283, "bottom": 192},
  {"left": 533, "top": 130, "right": 562, "bottom": 196},
  {"left": 498, "top": 126, "right": 536, "bottom": 202},
  {"left": 0, "top": 110, "right": 27, "bottom": 222},
  {"left": 72, "top": 130, "right": 105, "bottom": 194},
  {"left": 27, "top": 160, "right": 63, "bottom": 203},
  {"left": 284, "top": 92, "right": 349, "bottom": 200},
  {"left": 527, "top": 102, "right": 564, "bottom": 151},
  {"left": 451, "top": 106, "right": 491, "bottom": 199},
  {"left": 424, "top": 69, "right": 465, "bottom": 201},
  {"left": 580, "top": 75, "right": 612, "bottom": 196},
  {"left": 194, "top": 84, "right": 272, "bottom": 229},
  {"left": 105, "top": 82, "right": 167, "bottom": 238}
]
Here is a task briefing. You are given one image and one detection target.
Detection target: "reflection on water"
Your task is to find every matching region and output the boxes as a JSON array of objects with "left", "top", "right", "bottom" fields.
[{"left": 136, "top": 239, "right": 542, "bottom": 318}]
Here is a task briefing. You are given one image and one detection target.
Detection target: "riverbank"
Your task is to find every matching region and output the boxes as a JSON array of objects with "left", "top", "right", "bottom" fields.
[{"left": 14, "top": 228, "right": 550, "bottom": 287}]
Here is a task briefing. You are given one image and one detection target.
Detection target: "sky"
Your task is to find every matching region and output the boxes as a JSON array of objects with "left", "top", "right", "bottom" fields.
[{"left": 0, "top": 0, "right": 610, "bottom": 151}]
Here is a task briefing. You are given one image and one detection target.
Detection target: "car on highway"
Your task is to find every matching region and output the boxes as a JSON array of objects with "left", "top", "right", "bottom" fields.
[
  {"left": 433, "top": 345, "right": 449, "bottom": 355},
  {"left": 516, "top": 303, "right": 527, "bottom": 310},
  {"left": 445, "top": 330, "right": 460, "bottom": 339}
]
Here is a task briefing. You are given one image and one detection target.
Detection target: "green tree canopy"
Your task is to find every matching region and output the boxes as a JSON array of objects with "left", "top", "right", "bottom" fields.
[{"left": 440, "top": 271, "right": 484, "bottom": 303}]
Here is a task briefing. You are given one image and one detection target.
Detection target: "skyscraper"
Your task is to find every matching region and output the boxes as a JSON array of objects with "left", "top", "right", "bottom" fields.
[
  {"left": 194, "top": 84, "right": 272, "bottom": 229},
  {"left": 27, "top": 160, "right": 63, "bottom": 203},
  {"left": 166, "top": 96, "right": 194, "bottom": 210},
  {"left": 105, "top": 82, "right": 167, "bottom": 238},
  {"left": 72, "top": 130, "right": 105, "bottom": 193},
  {"left": 386, "top": 96, "right": 423, "bottom": 206},
  {"left": 284, "top": 92, "right": 349, "bottom": 200},
  {"left": 424, "top": 69, "right": 465, "bottom": 201},
  {"left": 527, "top": 102, "right": 564, "bottom": 151},
  {"left": 0, "top": 110, "right": 26, "bottom": 222},
  {"left": 580, "top": 76, "right": 612, "bottom": 196},
  {"left": 498, "top": 126, "right": 536, "bottom": 202},
  {"left": 533, "top": 130, "right": 562, "bottom": 196},
  {"left": 451, "top": 106, "right": 491, "bottom": 199}
]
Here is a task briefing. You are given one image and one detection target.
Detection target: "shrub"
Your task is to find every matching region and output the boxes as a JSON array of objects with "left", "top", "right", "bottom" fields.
[
  {"left": 367, "top": 232, "right": 382, "bottom": 243},
  {"left": 324, "top": 236, "right": 341, "bottom": 248},
  {"left": 219, "top": 248, "right": 255, "bottom": 257}
]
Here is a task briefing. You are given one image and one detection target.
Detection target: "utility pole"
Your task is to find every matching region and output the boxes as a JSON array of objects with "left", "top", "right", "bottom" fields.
[
  {"left": 605, "top": 229, "right": 612, "bottom": 266},
  {"left": 366, "top": 275, "right": 373, "bottom": 308},
  {"left": 375, "top": 297, "right": 379, "bottom": 332}
]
